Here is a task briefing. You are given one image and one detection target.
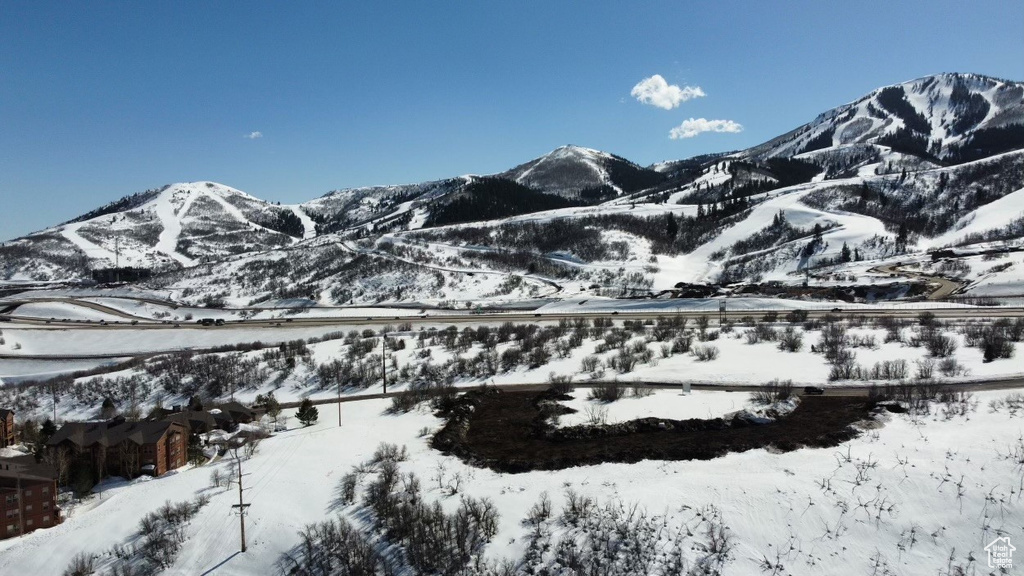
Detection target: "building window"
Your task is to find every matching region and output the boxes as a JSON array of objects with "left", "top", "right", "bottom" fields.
[
  {"left": 43, "top": 515, "right": 49, "bottom": 523},
  {"left": 41, "top": 487, "right": 48, "bottom": 495},
  {"left": 26, "top": 519, "right": 32, "bottom": 527},
  {"left": 24, "top": 490, "right": 31, "bottom": 497},
  {"left": 6, "top": 524, "right": 15, "bottom": 533},
  {"left": 25, "top": 505, "right": 31, "bottom": 512},
  {"left": 43, "top": 502, "right": 49, "bottom": 510}
]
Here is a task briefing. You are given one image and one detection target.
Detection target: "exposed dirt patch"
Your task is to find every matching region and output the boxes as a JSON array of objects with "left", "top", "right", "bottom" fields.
[{"left": 433, "top": 388, "right": 878, "bottom": 473}]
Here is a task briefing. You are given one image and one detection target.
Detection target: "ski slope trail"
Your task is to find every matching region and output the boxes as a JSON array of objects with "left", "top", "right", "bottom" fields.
[
  {"left": 925, "top": 186, "right": 1024, "bottom": 249},
  {"left": 60, "top": 222, "right": 117, "bottom": 264},
  {"left": 202, "top": 188, "right": 285, "bottom": 238},
  {"left": 154, "top": 188, "right": 198, "bottom": 267},
  {"left": 675, "top": 184, "right": 890, "bottom": 283},
  {"left": 290, "top": 205, "right": 317, "bottom": 239}
]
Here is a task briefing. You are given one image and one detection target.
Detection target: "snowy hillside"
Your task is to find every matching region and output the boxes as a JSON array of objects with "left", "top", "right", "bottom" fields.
[
  {"left": 299, "top": 177, "right": 468, "bottom": 236},
  {"left": 1, "top": 182, "right": 307, "bottom": 280},
  {"left": 2, "top": 73, "right": 1021, "bottom": 301},
  {"left": 741, "top": 73, "right": 1023, "bottom": 168}
]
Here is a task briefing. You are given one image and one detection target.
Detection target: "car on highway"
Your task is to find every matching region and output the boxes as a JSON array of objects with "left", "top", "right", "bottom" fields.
[{"left": 803, "top": 386, "right": 825, "bottom": 395}]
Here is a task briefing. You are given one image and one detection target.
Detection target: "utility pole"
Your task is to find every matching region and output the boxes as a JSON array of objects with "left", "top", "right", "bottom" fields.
[
  {"left": 230, "top": 450, "right": 251, "bottom": 553},
  {"left": 381, "top": 332, "right": 387, "bottom": 395}
]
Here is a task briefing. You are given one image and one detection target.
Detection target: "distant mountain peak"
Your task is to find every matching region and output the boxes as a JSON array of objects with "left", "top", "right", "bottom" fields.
[
  {"left": 738, "top": 72, "right": 1023, "bottom": 166},
  {"left": 499, "top": 145, "right": 663, "bottom": 199}
]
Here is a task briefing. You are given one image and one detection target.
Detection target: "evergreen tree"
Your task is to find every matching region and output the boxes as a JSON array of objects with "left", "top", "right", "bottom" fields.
[
  {"left": 187, "top": 433, "right": 205, "bottom": 465},
  {"left": 665, "top": 212, "right": 678, "bottom": 240},
  {"left": 297, "top": 398, "right": 319, "bottom": 427},
  {"left": 840, "top": 242, "right": 852, "bottom": 263},
  {"left": 41, "top": 419, "right": 57, "bottom": 441},
  {"left": 101, "top": 398, "right": 117, "bottom": 420},
  {"left": 254, "top": 392, "right": 282, "bottom": 424}
]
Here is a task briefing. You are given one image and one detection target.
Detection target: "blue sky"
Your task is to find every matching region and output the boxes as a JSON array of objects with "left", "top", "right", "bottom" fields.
[{"left": 1, "top": 1, "right": 1021, "bottom": 239}]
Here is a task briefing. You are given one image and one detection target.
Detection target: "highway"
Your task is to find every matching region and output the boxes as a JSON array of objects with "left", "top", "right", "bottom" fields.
[{"left": 2, "top": 296, "right": 1023, "bottom": 332}]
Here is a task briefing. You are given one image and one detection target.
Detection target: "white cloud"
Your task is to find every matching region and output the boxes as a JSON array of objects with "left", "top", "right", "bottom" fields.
[
  {"left": 244, "top": 131, "right": 263, "bottom": 139},
  {"left": 631, "top": 75, "right": 705, "bottom": 110},
  {"left": 669, "top": 118, "right": 743, "bottom": 139}
]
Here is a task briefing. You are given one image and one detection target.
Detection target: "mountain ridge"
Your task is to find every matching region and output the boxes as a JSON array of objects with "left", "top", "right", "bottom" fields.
[{"left": 2, "top": 72, "right": 1021, "bottom": 292}]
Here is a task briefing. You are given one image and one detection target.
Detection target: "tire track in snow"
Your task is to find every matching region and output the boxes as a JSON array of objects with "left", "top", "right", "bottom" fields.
[{"left": 180, "top": 427, "right": 315, "bottom": 573}]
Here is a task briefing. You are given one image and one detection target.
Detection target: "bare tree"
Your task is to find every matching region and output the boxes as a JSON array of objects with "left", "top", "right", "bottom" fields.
[
  {"left": 44, "top": 446, "right": 71, "bottom": 488},
  {"left": 119, "top": 442, "right": 141, "bottom": 479}
]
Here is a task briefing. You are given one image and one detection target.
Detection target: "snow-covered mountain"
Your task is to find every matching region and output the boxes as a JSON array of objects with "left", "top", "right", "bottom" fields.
[
  {"left": 3, "top": 73, "right": 1022, "bottom": 300},
  {"left": 498, "top": 145, "right": 665, "bottom": 200},
  {"left": 740, "top": 73, "right": 1023, "bottom": 171},
  {"left": 299, "top": 177, "right": 468, "bottom": 235},
  {"left": 1, "top": 182, "right": 312, "bottom": 280}
]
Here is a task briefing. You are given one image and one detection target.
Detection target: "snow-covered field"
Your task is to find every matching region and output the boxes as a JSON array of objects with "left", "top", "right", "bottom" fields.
[
  {"left": 5, "top": 311, "right": 1022, "bottom": 426},
  {"left": 3, "top": 390, "right": 1023, "bottom": 575},
  {"left": 8, "top": 302, "right": 126, "bottom": 322}
]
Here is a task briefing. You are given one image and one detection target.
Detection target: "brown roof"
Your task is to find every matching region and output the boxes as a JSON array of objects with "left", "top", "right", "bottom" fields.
[
  {"left": 47, "top": 420, "right": 182, "bottom": 449},
  {"left": 0, "top": 454, "right": 56, "bottom": 482},
  {"left": 213, "top": 401, "right": 256, "bottom": 419},
  {"left": 164, "top": 411, "right": 219, "bottom": 432}
]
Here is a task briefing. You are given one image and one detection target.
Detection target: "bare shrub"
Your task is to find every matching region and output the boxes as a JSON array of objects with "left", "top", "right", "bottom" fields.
[
  {"left": 580, "top": 355, "right": 600, "bottom": 373},
  {"left": 561, "top": 489, "right": 595, "bottom": 527},
  {"left": 631, "top": 383, "right": 654, "bottom": 398},
  {"left": 584, "top": 405, "right": 609, "bottom": 426},
  {"left": 339, "top": 472, "right": 358, "bottom": 505},
  {"left": 752, "top": 379, "right": 793, "bottom": 404},
  {"left": 548, "top": 372, "right": 574, "bottom": 394},
  {"left": 372, "top": 442, "right": 408, "bottom": 464},
  {"left": 817, "top": 324, "right": 848, "bottom": 363},
  {"left": 671, "top": 334, "right": 693, "bottom": 354},
  {"left": 828, "top": 350, "right": 859, "bottom": 381},
  {"left": 63, "top": 553, "right": 95, "bottom": 576},
  {"left": 916, "top": 357, "right": 936, "bottom": 380},
  {"left": 608, "top": 351, "right": 637, "bottom": 373},
  {"left": 692, "top": 344, "right": 719, "bottom": 361},
  {"left": 938, "top": 357, "right": 969, "bottom": 377},
  {"left": 777, "top": 326, "right": 803, "bottom": 352},
  {"left": 870, "top": 359, "right": 908, "bottom": 380},
  {"left": 588, "top": 381, "right": 625, "bottom": 402},
  {"left": 785, "top": 309, "right": 809, "bottom": 324},
  {"left": 525, "top": 492, "right": 552, "bottom": 527}
]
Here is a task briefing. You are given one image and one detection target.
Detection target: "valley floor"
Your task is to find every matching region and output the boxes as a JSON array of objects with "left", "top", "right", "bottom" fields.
[{"left": 1, "top": 389, "right": 1022, "bottom": 575}]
